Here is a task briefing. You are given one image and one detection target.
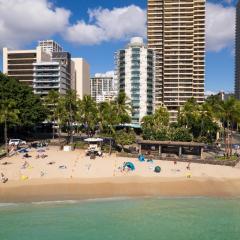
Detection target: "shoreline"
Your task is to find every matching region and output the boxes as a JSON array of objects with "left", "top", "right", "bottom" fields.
[{"left": 1, "top": 177, "right": 240, "bottom": 203}]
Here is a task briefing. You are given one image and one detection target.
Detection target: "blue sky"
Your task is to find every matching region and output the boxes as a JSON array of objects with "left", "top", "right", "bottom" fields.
[{"left": 0, "top": 0, "right": 238, "bottom": 93}]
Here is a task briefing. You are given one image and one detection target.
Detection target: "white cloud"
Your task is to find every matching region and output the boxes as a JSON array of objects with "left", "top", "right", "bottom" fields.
[
  {"left": 94, "top": 71, "right": 114, "bottom": 78},
  {"left": 205, "top": 90, "right": 216, "bottom": 96},
  {"left": 206, "top": 2, "right": 235, "bottom": 52},
  {"left": 0, "top": 0, "right": 236, "bottom": 55},
  {"left": 65, "top": 5, "right": 146, "bottom": 45},
  {"left": 65, "top": 2, "right": 235, "bottom": 53},
  {"left": 0, "top": 0, "right": 70, "bottom": 49}
]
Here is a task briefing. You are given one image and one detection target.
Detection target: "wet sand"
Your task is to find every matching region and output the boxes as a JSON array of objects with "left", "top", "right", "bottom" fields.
[{"left": 1, "top": 177, "right": 240, "bottom": 203}]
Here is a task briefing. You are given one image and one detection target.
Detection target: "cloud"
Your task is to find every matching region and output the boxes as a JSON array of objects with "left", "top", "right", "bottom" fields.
[
  {"left": 65, "top": 2, "right": 235, "bottom": 53},
  {"left": 206, "top": 2, "right": 235, "bottom": 52},
  {"left": 205, "top": 90, "right": 217, "bottom": 96},
  {"left": 94, "top": 71, "right": 114, "bottom": 78},
  {"left": 0, "top": 0, "right": 70, "bottom": 49},
  {"left": 65, "top": 5, "right": 146, "bottom": 45},
  {"left": 0, "top": 0, "right": 236, "bottom": 55}
]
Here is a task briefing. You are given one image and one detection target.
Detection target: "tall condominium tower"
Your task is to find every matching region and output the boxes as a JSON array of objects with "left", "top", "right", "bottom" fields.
[
  {"left": 235, "top": 1, "right": 240, "bottom": 99},
  {"left": 148, "top": 0, "right": 205, "bottom": 121},
  {"left": 115, "top": 37, "right": 155, "bottom": 125}
]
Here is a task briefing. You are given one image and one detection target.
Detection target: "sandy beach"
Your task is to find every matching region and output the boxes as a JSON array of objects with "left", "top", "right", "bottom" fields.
[{"left": 1, "top": 146, "right": 240, "bottom": 202}]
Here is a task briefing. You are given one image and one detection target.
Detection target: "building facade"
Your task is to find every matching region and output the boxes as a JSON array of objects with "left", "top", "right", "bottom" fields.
[
  {"left": 33, "top": 62, "right": 71, "bottom": 97},
  {"left": 3, "top": 41, "right": 90, "bottom": 98},
  {"left": 71, "top": 58, "right": 90, "bottom": 99},
  {"left": 91, "top": 75, "right": 116, "bottom": 103},
  {"left": 235, "top": 1, "right": 240, "bottom": 99},
  {"left": 3, "top": 47, "right": 51, "bottom": 86},
  {"left": 38, "top": 40, "right": 63, "bottom": 54},
  {"left": 115, "top": 37, "right": 155, "bottom": 125},
  {"left": 147, "top": 0, "right": 205, "bottom": 121}
]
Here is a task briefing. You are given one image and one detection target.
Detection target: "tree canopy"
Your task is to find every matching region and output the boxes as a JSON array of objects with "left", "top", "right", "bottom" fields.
[{"left": 0, "top": 73, "right": 47, "bottom": 127}]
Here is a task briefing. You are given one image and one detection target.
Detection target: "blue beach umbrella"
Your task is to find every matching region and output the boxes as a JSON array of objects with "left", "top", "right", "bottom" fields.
[
  {"left": 138, "top": 154, "right": 145, "bottom": 162},
  {"left": 123, "top": 162, "right": 135, "bottom": 171}
]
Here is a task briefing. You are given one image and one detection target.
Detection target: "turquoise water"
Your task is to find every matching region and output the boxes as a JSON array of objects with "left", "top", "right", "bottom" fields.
[{"left": 0, "top": 198, "right": 240, "bottom": 240}]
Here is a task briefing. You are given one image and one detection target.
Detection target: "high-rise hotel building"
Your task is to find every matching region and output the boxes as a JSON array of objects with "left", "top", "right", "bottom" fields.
[
  {"left": 115, "top": 37, "right": 155, "bottom": 125},
  {"left": 148, "top": 0, "right": 205, "bottom": 121},
  {"left": 235, "top": 1, "right": 240, "bottom": 99},
  {"left": 91, "top": 75, "right": 116, "bottom": 103},
  {"left": 3, "top": 41, "right": 90, "bottom": 99}
]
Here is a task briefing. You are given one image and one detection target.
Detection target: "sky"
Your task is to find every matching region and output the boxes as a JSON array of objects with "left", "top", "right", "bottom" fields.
[{"left": 0, "top": 0, "right": 238, "bottom": 94}]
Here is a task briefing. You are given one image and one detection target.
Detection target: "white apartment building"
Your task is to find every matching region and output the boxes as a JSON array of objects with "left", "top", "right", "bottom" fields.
[
  {"left": 71, "top": 58, "right": 90, "bottom": 99},
  {"left": 148, "top": 0, "right": 205, "bottom": 122},
  {"left": 115, "top": 37, "right": 155, "bottom": 125},
  {"left": 91, "top": 75, "right": 116, "bottom": 103},
  {"left": 38, "top": 40, "right": 63, "bottom": 54},
  {"left": 33, "top": 62, "right": 71, "bottom": 96}
]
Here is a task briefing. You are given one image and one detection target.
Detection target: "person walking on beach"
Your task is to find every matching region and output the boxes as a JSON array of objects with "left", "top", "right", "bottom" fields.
[{"left": 1, "top": 173, "right": 8, "bottom": 183}]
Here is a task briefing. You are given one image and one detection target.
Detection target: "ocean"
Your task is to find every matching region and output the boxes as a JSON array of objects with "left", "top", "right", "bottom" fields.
[{"left": 0, "top": 197, "right": 240, "bottom": 240}]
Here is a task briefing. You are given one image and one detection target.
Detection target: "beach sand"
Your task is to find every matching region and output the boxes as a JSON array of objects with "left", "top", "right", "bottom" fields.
[{"left": 1, "top": 146, "right": 240, "bottom": 202}]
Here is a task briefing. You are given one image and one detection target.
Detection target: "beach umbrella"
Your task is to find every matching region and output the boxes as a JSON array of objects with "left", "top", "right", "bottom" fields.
[
  {"left": 123, "top": 162, "right": 135, "bottom": 171},
  {"left": 138, "top": 154, "right": 145, "bottom": 162},
  {"left": 154, "top": 166, "right": 161, "bottom": 173}
]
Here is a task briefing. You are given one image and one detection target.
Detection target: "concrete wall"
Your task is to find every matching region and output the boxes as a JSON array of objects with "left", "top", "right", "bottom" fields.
[
  {"left": 36, "top": 46, "right": 51, "bottom": 62},
  {"left": 70, "top": 60, "right": 76, "bottom": 90}
]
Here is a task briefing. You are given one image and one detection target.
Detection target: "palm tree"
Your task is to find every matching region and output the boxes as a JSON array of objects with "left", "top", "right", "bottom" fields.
[
  {"left": 206, "top": 96, "right": 240, "bottom": 156},
  {"left": 98, "top": 101, "right": 119, "bottom": 135},
  {"left": 115, "top": 91, "right": 131, "bottom": 124},
  {"left": 218, "top": 97, "right": 240, "bottom": 156},
  {"left": 78, "top": 95, "right": 98, "bottom": 136},
  {"left": 45, "top": 90, "right": 60, "bottom": 139},
  {"left": 63, "top": 90, "right": 78, "bottom": 143},
  {"left": 178, "top": 98, "right": 200, "bottom": 130},
  {"left": 0, "top": 99, "right": 19, "bottom": 156},
  {"left": 55, "top": 96, "right": 68, "bottom": 145}
]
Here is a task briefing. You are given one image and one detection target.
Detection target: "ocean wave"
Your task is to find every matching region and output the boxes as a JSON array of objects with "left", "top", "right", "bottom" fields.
[
  {"left": 82, "top": 196, "right": 135, "bottom": 203},
  {"left": 0, "top": 203, "right": 19, "bottom": 208},
  {"left": 31, "top": 200, "right": 79, "bottom": 205}
]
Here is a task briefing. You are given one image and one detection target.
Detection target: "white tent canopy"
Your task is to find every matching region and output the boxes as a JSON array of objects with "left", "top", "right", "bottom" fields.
[{"left": 84, "top": 138, "right": 103, "bottom": 143}]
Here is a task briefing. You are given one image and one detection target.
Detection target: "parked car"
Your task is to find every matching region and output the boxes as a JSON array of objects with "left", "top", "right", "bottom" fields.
[{"left": 9, "top": 139, "right": 27, "bottom": 146}]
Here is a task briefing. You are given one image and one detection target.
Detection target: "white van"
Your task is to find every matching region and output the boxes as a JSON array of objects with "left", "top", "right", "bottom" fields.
[{"left": 9, "top": 139, "right": 27, "bottom": 146}]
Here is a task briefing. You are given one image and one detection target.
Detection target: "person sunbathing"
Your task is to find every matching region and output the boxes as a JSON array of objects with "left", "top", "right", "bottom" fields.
[
  {"left": 2, "top": 162, "right": 10, "bottom": 165},
  {"left": 23, "top": 153, "right": 31, "bottom": 158},
  {"left": 59, "top": 165, "right": 67, "bottom": 169},
  {"left": 48, "top": 161, "right": 55, "bottom": 165}
]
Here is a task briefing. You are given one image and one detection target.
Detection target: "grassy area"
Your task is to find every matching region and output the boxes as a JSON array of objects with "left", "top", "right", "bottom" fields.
[
  {"left": 216, "top": 155, "right": 239, "bottom": 161},
  {"left": 0, "top": 146, "right": 6, "bottom": 155}
]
